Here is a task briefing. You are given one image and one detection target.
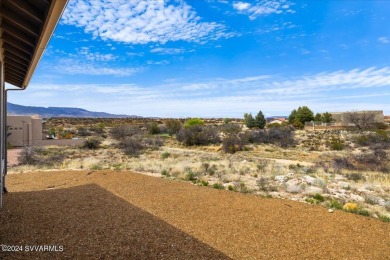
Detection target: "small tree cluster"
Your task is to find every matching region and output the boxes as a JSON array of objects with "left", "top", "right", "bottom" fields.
[
  {"left": 314, "top": 112, "right": 334, "bottom": 123},
  {"left": 288, "top": 106, "right": 314, "bottom": 129},
  {"left": 244, "top": 111, "right": 266, "bottom": 129},
  {"left": 184, "top": 118, "right": 204, "bottom": 128}
]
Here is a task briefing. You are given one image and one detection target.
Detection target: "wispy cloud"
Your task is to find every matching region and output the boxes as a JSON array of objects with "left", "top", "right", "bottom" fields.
[
  {"left": 150, "top": 47, "right": 187, "bottom": 55},
  {"left": 54, "top": 58, "right": 143, "bottom": 76},
  {"left": 61, "top": 0, "right": 236, "bottom": 44},
  {"left": 19, "top": 67, "right": 390, "bottom": 117},
  {"left": 378, "top": 36, "right": 389, "bottom": 44},
  {"left": 232, "top": 0, "right": 295, "bottom": 20}
]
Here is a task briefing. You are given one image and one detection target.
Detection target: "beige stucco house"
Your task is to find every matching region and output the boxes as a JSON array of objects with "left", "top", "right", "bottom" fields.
[
  {"left": 7, "top": 115, "right": 44, "bottom": 146},
  {"left": 330, "top": 110, "right": 384, "bottom": 125}
]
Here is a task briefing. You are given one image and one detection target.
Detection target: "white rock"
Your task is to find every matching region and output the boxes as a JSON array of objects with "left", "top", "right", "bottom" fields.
[
  {"left": 350, "top": 194, "right": 365, "bottom": 202},
  {"left": 304, "top": 186, "right": 323, "bottom": 195},
  {"left": 328, "top": 209, "right": 334, "bottom": 213},
  {"left": 274, "top": 175, "right": 287, "bottom": 183},
  {"left": 302, "top": 175, "right": 316, "bottom": 185},
  {"left": 338, "top": 181, "right": 350, "bottom": 189}
]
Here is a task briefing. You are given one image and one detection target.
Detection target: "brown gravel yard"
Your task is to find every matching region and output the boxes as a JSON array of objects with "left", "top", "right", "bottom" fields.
[{"left": 1, "top": 170, "right": 390, "bottom": 259}]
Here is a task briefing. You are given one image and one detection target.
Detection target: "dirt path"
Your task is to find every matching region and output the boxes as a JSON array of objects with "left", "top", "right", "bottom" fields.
[{"left": 1, "top": 170, "right": 389, "bottom": 259}]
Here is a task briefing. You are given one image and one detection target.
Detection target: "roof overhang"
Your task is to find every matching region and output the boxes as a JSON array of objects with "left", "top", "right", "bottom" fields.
[{"left": 0, "top": 0, "right": 68, "bottom": 89}]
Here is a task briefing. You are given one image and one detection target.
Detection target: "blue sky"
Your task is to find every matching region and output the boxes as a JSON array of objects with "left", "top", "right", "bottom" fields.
[{"left": 7, "top": 0, "right": 390, "bottom": 117}]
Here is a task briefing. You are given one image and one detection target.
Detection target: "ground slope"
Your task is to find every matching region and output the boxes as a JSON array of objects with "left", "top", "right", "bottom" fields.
[{"left": 1, "top": 171, "right": 389, "bottom": 259}]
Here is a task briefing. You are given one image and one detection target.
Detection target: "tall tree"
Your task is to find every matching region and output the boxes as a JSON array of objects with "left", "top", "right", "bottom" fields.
[
  {"left": 314, "top": 113, "right": 322, "bottom": 122},
  {"left": 321, "top": 112, "right": 334, "bottom": 123},
  {"left": 254, "top": 110, "right": 266, "bottom": 129},
  {"left": 243, "top": 113, "right": 255, "bottom": 128},
  {"left": 289, "top": 106, "right": 314, "bottom": 125}
]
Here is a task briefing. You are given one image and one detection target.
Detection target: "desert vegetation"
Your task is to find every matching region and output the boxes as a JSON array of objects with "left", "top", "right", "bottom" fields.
[{"left": 9, "top": 112, "right": 390, "bottom": 222}]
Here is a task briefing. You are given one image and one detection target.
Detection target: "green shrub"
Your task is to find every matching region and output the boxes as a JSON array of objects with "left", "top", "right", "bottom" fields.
[
  {"left": 212, "top": 183, "right": 224, "bottom": 189},
  {"left": 147, "top": 122, "right": 160, "bottom": 135},
  {"left": 378, "top": 214, "right": 390, "bottom": 222},
  {"left": 184, "top": 118, "right": 204, "bottom": 128},
  {"left": 91, "top": 164, "right": 102, "bottom": 170},
  {"left": 327, "top": 136, "right": 344, "bottom": 150},
  {"left": 161, "top": 169, "right": 170, "bottom": 177},
  {"left": 200, "top": 180, "right": 209, "bottom": 186},
  {"left": 161, "top": 151, "right": 170, "bottom": 160},
  {"left": 328, "top": 199, "right": 343, "bottom": 210}
]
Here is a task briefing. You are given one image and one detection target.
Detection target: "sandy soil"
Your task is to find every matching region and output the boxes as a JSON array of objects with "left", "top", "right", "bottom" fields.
[
  {"left": 7, "top": 149, "right": 22, "bottom": 167},
  {"left": 1, "top": 170, "right": 389, "bottom": 259}
]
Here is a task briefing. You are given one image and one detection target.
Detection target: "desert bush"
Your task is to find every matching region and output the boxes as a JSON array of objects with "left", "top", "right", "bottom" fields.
[
  {"left": 165, "top": 119, "right": 182, "bottom": 135},
  {"left": 77, "top": 127, "right": 89, "bottom": 136},
  {"left": 18, "top": 146, "right": 66, "bottom": 166},
  {"left": 89, "top": 125, "right": 104, "bottom": 134},
  {"left": 222, "top": 134, "right": 244, "bottom": 154},
  {"left": 161, "top": 151, "right": 170, "bottom": 160},
  {"left": 212, "top": 183, "right": 224, "bottom": 189},
  {"left": 119, "top": 137, "right": 144, "bottom": 156},
  {"left": 219, "top": 123, "right": 241, "bottom": 134},
  {"left": 267, "top": 126, "right": 295, "bottom": 147},
  {"left": 83, "top": 137, "right": 101, "bottom": 150},
  {"left": 111, "top": 125, "right": 140, "bottom": 140},
  {"left": 331, "top": 157, "right": 355, "bottom": 174},
  {"left": 184, "top": 118, "right": 204, "bottom": 128},
  {"left": 327, "top": 199, "right": 343, "bottom": 210},
  {"left": 146, "top": 122, "right": 160, "bottom": 135},
  {"left": 176, "top": 125, "right": 220, "bottom": 146},
  {"left": 18, "top": 146, "right": 40, "bottom": 165},
  {"left": 143, "top": 137, "right": 164, "bottom": 149},
  {"left": 327, "top": 136, "right": 344, "bottom": 150}
]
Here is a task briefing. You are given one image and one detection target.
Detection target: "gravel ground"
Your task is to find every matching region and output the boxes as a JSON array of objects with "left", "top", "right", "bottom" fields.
[{"left": 1, "top": 170, "right": 390, "bottom": 259}]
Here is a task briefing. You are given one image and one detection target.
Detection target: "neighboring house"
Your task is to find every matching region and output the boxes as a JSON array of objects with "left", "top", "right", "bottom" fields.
[
  {"left": 330, "top": 110, "right": 384, "bottom": 125},
  {"left": 7, "top": 115, "right": 44, "bottom": 146},
  {"left": 7, "top": 115, "right": 84, "bottom": 147}
]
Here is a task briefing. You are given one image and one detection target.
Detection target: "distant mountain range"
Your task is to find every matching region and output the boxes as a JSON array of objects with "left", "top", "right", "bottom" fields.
[{"left": 7, "top": 102, "right": 140, "bottom": 118}]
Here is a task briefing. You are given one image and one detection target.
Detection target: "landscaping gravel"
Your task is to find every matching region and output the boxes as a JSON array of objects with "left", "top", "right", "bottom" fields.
[{"left": 1, "top": 170, "right": 389, "bottom": 259}]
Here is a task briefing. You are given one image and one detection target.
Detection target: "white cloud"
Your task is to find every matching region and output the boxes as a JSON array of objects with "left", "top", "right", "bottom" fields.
[
  {"left": 76, "top": 47, "right": 116, "bottom": 61},
  {"left": 378, "top": 37, "right": 389, "bottom": 44},
  {"left": 54, "top": 58, "right": 143, "bottom": 76},
  {"left": 61, "top": 0, "right": 235, "bottom": 44},
  {"left": 233, "top": 0, "right": 295, "bottom": 20},
  {"left": 150, "top": 47, "right": 186, "bottom": 55},
  {"left": 233, "top": 2, "right": 251, "bottom": 11}
]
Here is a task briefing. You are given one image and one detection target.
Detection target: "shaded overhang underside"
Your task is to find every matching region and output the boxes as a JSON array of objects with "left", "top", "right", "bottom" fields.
[{"left": 0, "top": 0, "right": 67, "bottom": 89}]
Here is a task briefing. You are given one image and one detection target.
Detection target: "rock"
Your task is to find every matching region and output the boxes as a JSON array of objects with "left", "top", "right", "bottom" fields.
[
  {"left": 286, "top": 172, "right": 295, "bottom": 177},
  {"left": 274, "top": 175, "right": 286, "bottom": 183},
  {"left": 286, "top": 179, "right": 301, "bottom": 186},
  {"left": 350, "top": 194, "right": 364, "bottom": 202},
  {"left": 338, "top": 181, "right": 350, "bottom": 189},
  {"left": 328, "top": 209, "right": 334, "bottom": 213},
  {"left": 302, "top": 175, "right": 316, "bottom": 185},
  {"left": 304, "top": 186, "right": 323, "bottom": 195}
]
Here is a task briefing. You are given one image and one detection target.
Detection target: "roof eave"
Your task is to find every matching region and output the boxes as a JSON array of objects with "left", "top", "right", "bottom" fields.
[{"left": 21, "top": 0, "right": 68, "bottom": 89}]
